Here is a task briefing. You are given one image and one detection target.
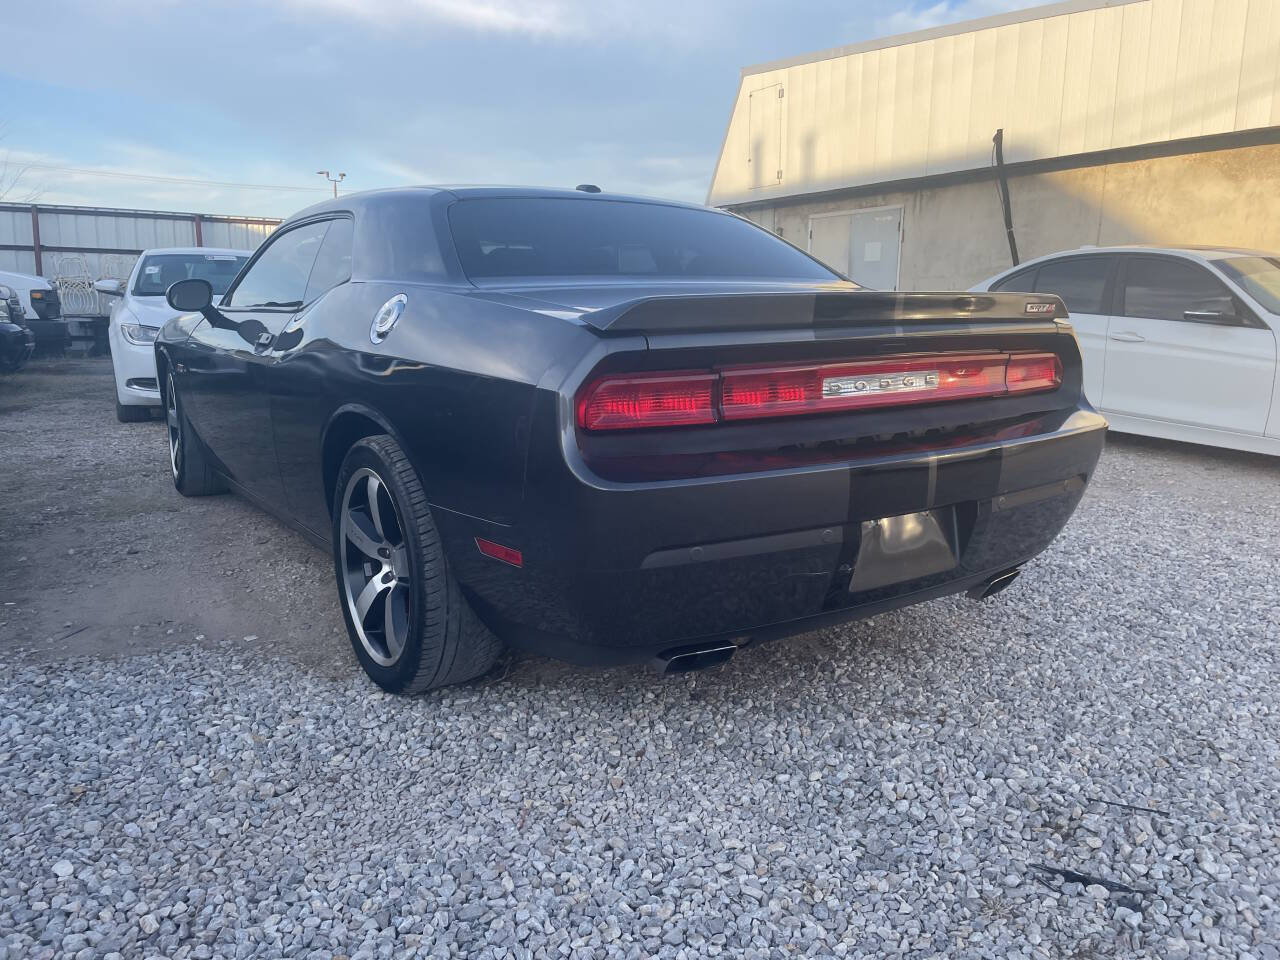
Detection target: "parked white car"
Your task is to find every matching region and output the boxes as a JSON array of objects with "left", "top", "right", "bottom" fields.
[
  {"left": 97, "top": 248, "right": 250, "bottom": 421},
  {"left": 973, "top": 246, "right": 1280, "bottom": 456},
  {"left": 0, "top": 267, "right": 65, "bottom": 351}
]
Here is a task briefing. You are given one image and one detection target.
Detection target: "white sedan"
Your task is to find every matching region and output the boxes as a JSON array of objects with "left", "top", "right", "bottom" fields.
[
  {"left": 973, "top": 246, "right": 1280, "bottom": 456},
  {"left": 97, "top": 247, "right": 250, "bottom": 422}
]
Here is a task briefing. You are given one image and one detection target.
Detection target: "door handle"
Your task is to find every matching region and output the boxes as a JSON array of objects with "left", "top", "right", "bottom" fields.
[{"left": 1109, "top": 332, "right": 1145, "bottom": 343}]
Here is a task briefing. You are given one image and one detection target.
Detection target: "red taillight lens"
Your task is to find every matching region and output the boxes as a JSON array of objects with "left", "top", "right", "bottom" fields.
[
  {"left": 720, "top": 366, "right": 823, "bottom": 419},
  {"left": 577, "top": 352, "right": 1063, "bottom": 431},
  {"left": 1006, "top": 352, "right": 1062, "bottom": 394},
  {"left": 577, "top": 371, "right": 717, "bottom": 431}
]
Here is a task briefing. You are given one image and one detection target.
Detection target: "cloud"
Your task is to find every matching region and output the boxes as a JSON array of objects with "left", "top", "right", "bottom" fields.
[
  {"left": 874, "top": 0, "right": 1030, "bottom": 36},
  {"left": 293, "top": 0, "right": 576, "bottom": 36},
  {"left": 3, "top": 0, "right": 949, "bottom": 214},
  {"left": 367, "top": 158, "right": 441, "bottom": 185},
  {"left": 2, "top": 147, "right": 325, "bottom": 217},
  {"left": 276, "top": 0, "right": 744, "bottom": 43}
]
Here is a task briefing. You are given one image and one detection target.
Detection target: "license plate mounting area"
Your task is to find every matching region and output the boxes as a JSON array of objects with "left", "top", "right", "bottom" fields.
[{"left": 847, "top": 507, "right": 959, "bottom": 593}]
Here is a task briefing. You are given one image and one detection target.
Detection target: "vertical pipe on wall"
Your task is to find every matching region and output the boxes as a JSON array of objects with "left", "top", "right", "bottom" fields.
[
  {"left": 30, "top": 205, "right": 42, "bottom": 275},
  {"left": 992, "top": 129, "right": 1019, "bottom": 267},
  {"left": 193, "top": 214, "right": 203, "bottom": 247}
]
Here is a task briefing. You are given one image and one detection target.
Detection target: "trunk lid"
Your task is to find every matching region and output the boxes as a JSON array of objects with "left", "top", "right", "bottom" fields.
[
  {"left": 536, "top": 282, "right": 1085, "bottom": 483},
  {"left": 471, "top": 279, "right": 1067, "bottom": 333}
]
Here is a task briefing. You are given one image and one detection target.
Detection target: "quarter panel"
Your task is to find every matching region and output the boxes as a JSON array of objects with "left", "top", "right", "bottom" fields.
[{"left": 268, "top": 281, "right": 597, "bottom": 536}]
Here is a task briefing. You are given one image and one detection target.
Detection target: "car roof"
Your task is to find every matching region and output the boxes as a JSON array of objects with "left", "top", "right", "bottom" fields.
[
  {"left": 138, "top": 246, "right": 252, "bottom": 256},
  {"left": 1081, "top": 243, "right": 1275, "bottom": 259},
  {"left": 979, "top": 243, "right": 1278, "bottom": 286},
  {"left": 0, "top": 267, "right": 47, "bottom": 281},
  {"left": 1032, "top": 243, "right": 1275, "bottom": 263},
  {"left": 280, "top": 184, "right": 712, "bottom": 225}
]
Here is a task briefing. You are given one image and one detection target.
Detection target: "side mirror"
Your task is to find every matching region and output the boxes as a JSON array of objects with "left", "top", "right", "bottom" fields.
[
  {"left": 166, "top": 278, "right": 213, "bottom": 312},
  {"left": 94, "top": 278, "right": 125, "bottom": 297}
]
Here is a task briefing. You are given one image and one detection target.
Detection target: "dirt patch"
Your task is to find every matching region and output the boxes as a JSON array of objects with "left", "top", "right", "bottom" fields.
[{"left": 0, "top": 358, "right": 353, "bottom": 678}]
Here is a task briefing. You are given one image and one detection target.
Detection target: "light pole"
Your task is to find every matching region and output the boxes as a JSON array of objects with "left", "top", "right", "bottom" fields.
[{"left": 316, "top": 170, "right": 346, "bottom": 198}]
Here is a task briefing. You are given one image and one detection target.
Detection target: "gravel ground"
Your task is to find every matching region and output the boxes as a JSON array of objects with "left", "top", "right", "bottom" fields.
[{"left": 1, "top": 358, "right": 1278, "bottom": 959}]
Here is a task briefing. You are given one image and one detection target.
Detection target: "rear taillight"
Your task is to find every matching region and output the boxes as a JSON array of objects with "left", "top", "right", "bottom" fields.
[
  {"left": 721, "top": 354, "right": 1008, "bottom": 421},
  {"left": 577, "top": 352, "right": 1062, "bottom": 431},
  {"left": 1006, "top": 352, "right": 1063, "bottom": 394},
  {"left": 576, "top": 371, "right": 717, "bottom": 431}
]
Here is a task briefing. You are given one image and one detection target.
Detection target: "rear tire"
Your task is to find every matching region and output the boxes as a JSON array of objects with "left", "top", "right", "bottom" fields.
[
  {"left": 165, "top": 370, "right": 224, "bottom": 496},
  {"left": 332, "top": 435, "right": 502, "bottom": 694},
  {"left": 115, "top": 400, "right": 151, "bottom": 423}
]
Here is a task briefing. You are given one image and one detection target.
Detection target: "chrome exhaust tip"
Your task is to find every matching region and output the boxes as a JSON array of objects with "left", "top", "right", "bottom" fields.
[
  {"left": 651, "top": 642, "right": 738, "bottom": 675},
  {"left": 968, "top": 568, "right": 1020, "bottom": 601}
]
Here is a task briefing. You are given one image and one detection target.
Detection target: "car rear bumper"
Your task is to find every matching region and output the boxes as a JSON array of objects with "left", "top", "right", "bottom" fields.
[{"left": 438, "top": 406, "right": 1107, "bottom": 665}]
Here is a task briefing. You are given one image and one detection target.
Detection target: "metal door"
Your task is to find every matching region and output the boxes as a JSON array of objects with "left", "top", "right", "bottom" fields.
[
  {"left": 807, "top": 214, "right": 851, "bottom": 278},
  {"left": 747, "top": 84, "right": 783, "bottom": 190},
  {"left": 847, "top": 207, "right": 902, "bottom": 290}
]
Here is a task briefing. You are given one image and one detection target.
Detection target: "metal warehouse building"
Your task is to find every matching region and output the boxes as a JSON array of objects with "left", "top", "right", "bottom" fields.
[{"left": 708, "top": 0, "right": 1280, "bottom": 290}]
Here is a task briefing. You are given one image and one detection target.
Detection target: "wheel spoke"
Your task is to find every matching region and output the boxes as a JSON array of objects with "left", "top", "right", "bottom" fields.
[
  {"left": 354, "top": 575, "right": 387, "bottom": 622},
  {"left": 166, "top": 376, "right": 181, "bottom": 477},
  {"left": 384, "top": 585, "right": 406, "bottom": 660},
  {"left": 366, "top": 475, "right": 385, "bottom": 539},
  {"left": 344, "top": 512, "right": 384, "bottom": 559}
]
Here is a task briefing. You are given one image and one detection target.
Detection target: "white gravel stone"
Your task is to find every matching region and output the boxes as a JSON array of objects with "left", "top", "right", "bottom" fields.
[{"left": 2, "top": 376, "right": 1279, "bottom": 958}]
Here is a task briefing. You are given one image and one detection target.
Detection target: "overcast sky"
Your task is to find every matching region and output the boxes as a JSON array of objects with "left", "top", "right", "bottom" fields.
[{"left": 1, "top": 0, "right": 1025, "bottom": 218}]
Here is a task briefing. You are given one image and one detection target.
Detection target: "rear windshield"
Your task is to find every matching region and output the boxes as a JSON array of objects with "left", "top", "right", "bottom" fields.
[
  {"left": 132, "top": 253, "right": 248, "bottom": 297},
  {"left": 1217, "top": 256, "right": 1280, "bottom": 314},
  {"left": 447, "top": 198, "right": 838, "bottom": 282}
]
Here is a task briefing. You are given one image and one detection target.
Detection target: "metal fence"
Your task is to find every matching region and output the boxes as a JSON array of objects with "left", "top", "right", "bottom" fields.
[{"left": 0, "top": 202, "right": 280, "bottom": 317}]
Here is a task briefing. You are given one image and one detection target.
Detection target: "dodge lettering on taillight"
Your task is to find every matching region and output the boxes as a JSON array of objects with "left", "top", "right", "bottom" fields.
[{"left": 822, "top": 370, "right": 940, "bottom": 399}]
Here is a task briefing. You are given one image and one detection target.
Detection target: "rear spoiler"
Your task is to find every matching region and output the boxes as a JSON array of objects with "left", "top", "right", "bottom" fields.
[{"left": 582, "top": 291, "right": 1068, "bottom": 334}]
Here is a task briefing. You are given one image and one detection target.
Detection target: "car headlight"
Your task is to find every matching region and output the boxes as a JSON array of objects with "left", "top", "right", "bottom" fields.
[{"left": 120, "top": 323, "right": 159, "bottom": 345}]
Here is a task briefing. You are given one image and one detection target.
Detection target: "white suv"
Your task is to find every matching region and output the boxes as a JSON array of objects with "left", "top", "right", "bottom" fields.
[
  {"left": 973, "top": 246, "right": 1280, "bottom": 457},
  {"left": 97, "top": 248, "right": 250, "bottom": 422}
]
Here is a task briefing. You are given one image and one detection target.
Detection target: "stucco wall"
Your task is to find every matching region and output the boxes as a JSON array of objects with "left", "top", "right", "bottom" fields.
[{"left": 736, "top": 139, "right": 1280, "bottom": 290}]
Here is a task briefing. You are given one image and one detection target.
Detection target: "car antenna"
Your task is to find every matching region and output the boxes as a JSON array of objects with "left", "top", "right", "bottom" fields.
[{"left": 575, "top": 184, "right": 602, "bottom": 193}]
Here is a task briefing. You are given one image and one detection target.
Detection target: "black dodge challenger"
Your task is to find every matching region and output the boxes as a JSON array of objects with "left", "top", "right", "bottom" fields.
[{"left": 155, "top": 186, "right": 1105, "bottom": 693}]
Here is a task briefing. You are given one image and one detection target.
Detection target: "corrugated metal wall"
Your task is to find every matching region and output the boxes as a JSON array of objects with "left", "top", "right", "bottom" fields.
[
  {"left": 0, "top": 203, "right": 278, "bottom": 282},
  {"left": 709, "top": 0, "right": 1280, "bottom": 207},
  {"left": 36, "top": 210, "right": 194, "bottom": 253},
  {"left": 0, "top": 208, "right": 37, "bottom": 274},
  {"left": 201, "top": 220, "right": 277, "bottom": 250}
]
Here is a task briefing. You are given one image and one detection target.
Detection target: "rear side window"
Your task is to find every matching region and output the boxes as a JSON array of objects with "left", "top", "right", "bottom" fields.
[
  {"left": 1033, "top": 257, "right": 1111, "bottom": 314},
  {"left": 228, "top": 220, "right": 329, "bottom": 307},
  {"left": 990, "top": 267, "right": 1037, "bottom": 292},
  {"left": 1121, "top": 257, "right": 1234, "bottom": 322},
  {"left": 448, "top": 198, "right": 838, "bottom": 282},
  {"left": 304, "top": 218, "right": 354, "bottom": 303}
]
